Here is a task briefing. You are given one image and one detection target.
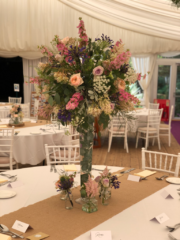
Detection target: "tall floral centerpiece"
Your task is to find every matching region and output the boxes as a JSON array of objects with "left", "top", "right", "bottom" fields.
[{"left": 30, "top": 18, "right": 139, "bottom": 197}]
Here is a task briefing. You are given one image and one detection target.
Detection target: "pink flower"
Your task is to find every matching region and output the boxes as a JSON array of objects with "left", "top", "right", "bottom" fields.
[
  {"left": 84, "top": 175, "right": 99, "bottom": 198},
  {"left": 69, "top": 73, "right": 84, "bottom": 87},
  {"left": 61, "top": 36, "right": 69, "bottom": 45},
  {"left": 101, "top": 166, "right": 109, "bottom": 177},
  {"left": 137, "top": 73, "right": 141, "bottom": 81},
  {"left": 93, "top": 66, "right": 104, "bottom": 76},
  {"left": 102, "top": 178, "right": 109, "bottom": 188},
  {"left": 143, "top": 74, "right": 146, "bottom": 80},
  {"left": 66, "top": 101, "right": 78, "bottom": 110},
  {"left": 110, "top": 103, "right": 115, "bottom": 110}
]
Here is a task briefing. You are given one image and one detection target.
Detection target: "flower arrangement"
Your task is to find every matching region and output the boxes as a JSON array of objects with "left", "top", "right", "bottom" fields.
[
  {"left": 9, "top": 105, "right": 24, "bottom": 124},
  {"left": 55, "top": 171, "right": 76, "bottom": 209},
  {"left": 81, "top": 175, "right": 99, "bottom": 213},
  {"left": 95, "top": 166, "right": 121, "bottom": 197},
  {"left": 30, "top": 17, "right": 139, "bottom": 193}
]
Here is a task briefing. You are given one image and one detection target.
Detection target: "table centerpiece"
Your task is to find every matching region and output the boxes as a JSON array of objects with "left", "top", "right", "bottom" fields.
[
  {"left": 55, "top": 171, "right": 76, "bottom": 209},
  {"left": 9, "top": 104, "right": 24, "bottom": 126},
  {"left": 95, "top": 166, "right": 121, "bottom": 205},
  {"left": 30, "top": 17, "right": 139, "bottom": 197}
]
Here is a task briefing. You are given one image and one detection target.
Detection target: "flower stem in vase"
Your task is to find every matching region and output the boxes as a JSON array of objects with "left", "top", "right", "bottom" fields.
[{"left": 77, "top": 115, "right": 94, "bottom": 198}]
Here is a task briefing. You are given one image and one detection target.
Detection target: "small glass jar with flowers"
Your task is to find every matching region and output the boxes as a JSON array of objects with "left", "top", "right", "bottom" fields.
[
  {"left": 81, "top": 175, "right": 99, "bottom": 213},
  {"left": 95, "top": 166, "right": 121, "bottom": 206},
  {"left": 9, "top": 105, "right": 24, "bottom": 125},
  {"left": 55, "top": 172, "right": 76, "bottom": 210}
]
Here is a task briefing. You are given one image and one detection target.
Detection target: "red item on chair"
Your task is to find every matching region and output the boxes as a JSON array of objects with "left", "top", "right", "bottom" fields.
[{"left": 153, "top": 99, "right": 170, "bottom": 121}]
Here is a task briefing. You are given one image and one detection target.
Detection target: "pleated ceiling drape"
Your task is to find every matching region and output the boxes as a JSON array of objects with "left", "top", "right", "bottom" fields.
[{"left": 0, "top": 0, "right": 180, "bottom": 59}]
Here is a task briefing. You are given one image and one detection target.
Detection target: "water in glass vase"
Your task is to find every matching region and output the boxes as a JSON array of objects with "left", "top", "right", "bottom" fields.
[
  {"left": 82, "top": 197, "right": 98, "bottom": 213},
  {"left": 65, "top": 191, "right": 73, "bottom": 210},
  {"left": 101, "top": 188, "right": 109, "bottom": 206}
]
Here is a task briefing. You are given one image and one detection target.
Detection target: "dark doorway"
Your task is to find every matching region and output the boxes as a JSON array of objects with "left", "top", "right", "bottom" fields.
[{"left": 0, "top": 57, "right": 24, "bottom": 103}]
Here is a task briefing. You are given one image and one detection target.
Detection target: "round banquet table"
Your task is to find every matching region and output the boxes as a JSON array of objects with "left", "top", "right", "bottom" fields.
[
  {"left": 0, "top": 165, "right": 179, "bottom": 240},
  {"left": 0, "top": 123, "right": 71, "bottom": 165}
]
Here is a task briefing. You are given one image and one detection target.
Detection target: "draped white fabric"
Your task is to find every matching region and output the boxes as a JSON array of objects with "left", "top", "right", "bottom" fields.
[
  {"left": 0, "top": 0, "right": 180, "bottom": 59},
  {"left": 23, "top": 58, "right": 47, "bottom": 103},
  {"left": 132, "top": 55, "right": 157, "bottom": 107}
]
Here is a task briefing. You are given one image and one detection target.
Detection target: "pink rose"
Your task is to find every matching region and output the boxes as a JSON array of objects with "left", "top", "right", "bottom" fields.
[
  {"left": 69, "top": 73, "right": 84, "bottom": 87},
  {"left": 93, "top": 66, "right": 104, "bottom": 76},
  {"left": 102, "top": 178, "right": 109, "bottom": 188}
]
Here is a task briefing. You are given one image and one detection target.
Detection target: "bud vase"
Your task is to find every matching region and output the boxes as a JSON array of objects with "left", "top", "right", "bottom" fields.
[
  {"left": 65, "top": 190, "right": 73, "bottom": 210},
  {"left": 82, "top": 197, "right": 98, "bottom": 213},
  {"left": 101, "top": 188, "right": 109, "bottom": 206}
]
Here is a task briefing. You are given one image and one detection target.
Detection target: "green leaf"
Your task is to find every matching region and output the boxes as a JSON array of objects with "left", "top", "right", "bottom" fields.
[
  {"left": 48, "top": 96, "right": 53, "bottom": 106},
  {"left": 64, "top": 96, "right": 70, "bottom": 103},
  {"left": 64, "top": 88, "right": 70, "bottom": 96},
  {"left": 54, "top": 93, "right": 60, "bottom": 104}
]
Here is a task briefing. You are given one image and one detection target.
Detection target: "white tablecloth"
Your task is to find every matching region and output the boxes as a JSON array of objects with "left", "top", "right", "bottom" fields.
[
  {"left": 0, "top": 166, "right": 179, "bottom": 240},
  {"left": 1, "top": 123, "right": 70, "bottom": 165},
  {"left": 128, "top": 109, "right": 148, "bottom": 132}
]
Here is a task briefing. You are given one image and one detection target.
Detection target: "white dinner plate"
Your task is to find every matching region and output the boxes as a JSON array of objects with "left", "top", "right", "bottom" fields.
[
  {"left": 0, "top": 190, "right": 16, "bottom": 199},
  {"left": 166, "top": 177, "right": 180, "bottom": 184},
  {"left": 30, "top": 132, "right": 41, "bottom": 135}
]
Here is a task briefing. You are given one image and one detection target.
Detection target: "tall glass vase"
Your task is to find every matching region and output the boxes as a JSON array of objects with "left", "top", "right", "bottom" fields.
[{"left": 77, "top": 115, "right": 94, "bottom": 198}]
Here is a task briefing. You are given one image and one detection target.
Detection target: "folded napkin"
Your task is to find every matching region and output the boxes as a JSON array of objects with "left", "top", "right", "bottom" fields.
[
  {"left": 0, "top": 233, "right": 12, "bottom": 240},
  {"left": 0, "top": 125, "right": 7, "bottom": 128},
  {"left": 169, "top": 228, "right": 180, "bottom": 240},
  {"left": 134, "top": 170, "right": 156, "bottom": 178},
  {"left": 0, "top": 179, "right": 8, "bottom": 184},
  {"left": 64, "top": 164, "right": 77, "bottom": 172}
]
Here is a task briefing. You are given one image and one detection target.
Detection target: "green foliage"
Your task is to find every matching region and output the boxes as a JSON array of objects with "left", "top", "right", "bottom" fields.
[{"left": 98, "top": 112, "right": 110, "bottom": 130}]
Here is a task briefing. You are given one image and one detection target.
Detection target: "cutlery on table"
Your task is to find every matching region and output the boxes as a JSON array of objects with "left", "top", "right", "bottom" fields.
[
  {"left": 0, "top": 177, "right": 17, "bottom": 186},
  {"left": 0, "top": 173, "right": 17, "bottom": 178},
  {"left": 92, "top": 168, "right": 104, "bottom": 171},
  {"left": 166, "top": 223, "right": 180, "bottom": 232},
  {"left": 54, "top": 165, "right": 57, "bottom": 173},
  {"left": 156, "top": 175, "right": 168, "bottom": 180},
  {"left": 120, "top": 168, "right": 135, "bottom": 174},
  {"left": 0, "top": 224, "right": 24, "bottom": 239},
  {"left": 50, "top": 165, "right": 53, "bottom": 172}
]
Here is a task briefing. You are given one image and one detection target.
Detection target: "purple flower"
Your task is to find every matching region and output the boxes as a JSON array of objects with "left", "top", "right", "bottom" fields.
[
  {"left": 93, "top": 66, "right": 104, "bottom": 76},
  {"left": 95, "top": 176, "right": 101, "bottom": 183}
]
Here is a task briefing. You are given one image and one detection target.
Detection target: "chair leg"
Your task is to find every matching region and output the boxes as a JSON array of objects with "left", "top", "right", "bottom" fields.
[
  {"left": 135, "top": 132, "right": 139, "bottom": 148},
  {"left": 125, "top": 136, "right": 129, "bottom": 153},
  {"left": 157, "top": 136, "right": 161, "bottom": 150},
  {"left": 108, "top": 133, "right": 112, "bottom": 152},
  {"left": 145, "top": 138, "right": 148, "bottom": 150},
  {"left": 168, "top": 130, "right": 171, "bottom": 147},
  {"left": 152, "top": 138, "right": 155, "bottom": 146}
]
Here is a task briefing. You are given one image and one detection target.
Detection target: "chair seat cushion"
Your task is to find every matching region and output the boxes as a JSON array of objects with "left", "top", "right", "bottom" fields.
[
  {"left": 50, "top": 149, "right": 79, "bottom": 159},
  {"left": 109, "top": 127, "right": 125, "bottom": 132},
  {"left": 0, "top": 157, "right": 16, "bottom": 164},
  {"left": 160, "top": 124, "right": 169, "bottom": 129},
  {"left": 138, "top": 127, "right": 157, "bottom": 132}
]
